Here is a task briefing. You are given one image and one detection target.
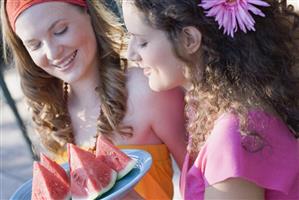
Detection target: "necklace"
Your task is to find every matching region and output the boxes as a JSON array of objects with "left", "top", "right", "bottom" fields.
[{"left": 63, "top": 82, "right": 98, "bottom": 153}]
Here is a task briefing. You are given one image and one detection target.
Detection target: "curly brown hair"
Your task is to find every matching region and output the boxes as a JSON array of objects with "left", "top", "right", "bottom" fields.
[
  {"left": 128, "top": 0, "right": 299, "bottom": 155},
  {"left": 1, "top": 0, "right": 130, "bottom": 154}
]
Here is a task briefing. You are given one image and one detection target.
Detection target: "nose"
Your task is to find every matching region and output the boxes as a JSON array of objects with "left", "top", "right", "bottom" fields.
[
  {"left": 44, "top": 41, "right": 63, "bottom": 61},
  {"left": 126, "top": 40, "right": 141, "bottom": 62}
]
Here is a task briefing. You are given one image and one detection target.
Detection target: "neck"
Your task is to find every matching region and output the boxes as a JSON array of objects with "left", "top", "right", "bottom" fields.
[{"left": 68, "top": 68, "right": 100, "bottom": 109}]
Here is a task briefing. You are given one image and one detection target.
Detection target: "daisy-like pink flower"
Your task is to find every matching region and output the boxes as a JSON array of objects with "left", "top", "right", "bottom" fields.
[{"left": 199, "top": 0, "right": 270, "bottom": 37}]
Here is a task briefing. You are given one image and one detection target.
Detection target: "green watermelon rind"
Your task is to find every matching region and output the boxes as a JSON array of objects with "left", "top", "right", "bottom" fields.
[
  {"left": 95, "top": 137, "right": 137, "bottom": 180},
  {"left": 117, "top": 158, "right": 137, "bottom": 180},
  {"left": 87, "top": 170, "right": 118, "bottom": 200}
]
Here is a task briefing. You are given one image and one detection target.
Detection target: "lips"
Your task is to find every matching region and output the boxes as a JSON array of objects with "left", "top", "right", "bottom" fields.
[{"left": 53, "top": 50, "right": 77, "bottom": 70}]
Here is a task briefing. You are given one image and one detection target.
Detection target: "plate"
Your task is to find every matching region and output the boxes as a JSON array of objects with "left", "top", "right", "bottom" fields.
[{"left": 10, "top": 149, "right": 152, "bottom": 200}]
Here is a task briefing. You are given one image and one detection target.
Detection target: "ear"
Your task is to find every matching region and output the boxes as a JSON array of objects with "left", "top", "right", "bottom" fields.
[{"left": 181, "top": 26, "right": 202, "bottom": 54}]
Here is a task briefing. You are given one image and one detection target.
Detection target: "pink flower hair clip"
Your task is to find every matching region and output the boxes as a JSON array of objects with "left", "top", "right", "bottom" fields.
[{"left": 199, "top": 0, "right": 270, "bottom": 37}]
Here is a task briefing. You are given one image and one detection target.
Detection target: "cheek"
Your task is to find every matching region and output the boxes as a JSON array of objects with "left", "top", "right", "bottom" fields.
[
  {"left": 154, "top": 47, "right": 178, "bottom": 67},
  {"left": 76, "top": 31, "right": 97, "bottom": 56},
  {"left": 29, "top": 53, "right": 46, "bottom": 68},
  {"left": 63, "top": 26, "right": 88, "bottom": 49},
  {"left": 74, "top": 21, "right": 96, "bottom": 45},
  {"left": 143, "top": 50, "right": 166, "bottom": 67}
]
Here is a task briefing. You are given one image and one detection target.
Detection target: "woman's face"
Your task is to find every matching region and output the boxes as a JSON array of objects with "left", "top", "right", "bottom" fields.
[
  {"left": 122, "top": 2, "right": 188, "bottom": 92},
  {"left": 15, "top": 2, "right": 98, "bottom": 84}
]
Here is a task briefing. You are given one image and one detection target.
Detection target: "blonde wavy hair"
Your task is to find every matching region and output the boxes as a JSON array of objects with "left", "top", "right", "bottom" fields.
[{"left": 1, "top": 0, "right": 130, "bottom": 154}]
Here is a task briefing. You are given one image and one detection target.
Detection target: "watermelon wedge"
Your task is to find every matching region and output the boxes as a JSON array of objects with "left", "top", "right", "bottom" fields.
[
  {"left": 95, "top": 136, "right": 137, "bottom": 180},
  {"left": 40, "top": 153, "right": 69, "bottom": 185},
  {"left": 32, "top": 162, "right": 70, "bottom": 200},
  {"left": 68, "top": 144, "right": 117, "bottom": 199}
]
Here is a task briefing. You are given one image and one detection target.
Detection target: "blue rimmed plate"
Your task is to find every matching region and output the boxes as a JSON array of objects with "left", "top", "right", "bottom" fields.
[{"left": 10, "top": 149, "right": 152, "bottom": 200}]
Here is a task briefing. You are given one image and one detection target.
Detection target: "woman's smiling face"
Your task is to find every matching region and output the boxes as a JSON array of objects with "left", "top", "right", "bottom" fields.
[
  {"left": 123, "top": 2, "right": 188, "bottom": 92},
  {"left": 15, "top": 2, "right": 99, "bottom": 84}
]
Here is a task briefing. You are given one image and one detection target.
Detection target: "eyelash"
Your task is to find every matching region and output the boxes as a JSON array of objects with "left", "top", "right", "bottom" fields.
[
  {"left": 139, "top": 42, "right": 148, "bottom": 48},
  {"left": 29, "top": 43, "right": 41, "bottom": 51},
  {"left": 54, "top": 26, "right": 68, "bottom": 35}
]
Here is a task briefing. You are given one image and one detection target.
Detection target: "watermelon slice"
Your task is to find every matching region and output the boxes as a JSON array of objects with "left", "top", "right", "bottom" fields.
[
  {"left": 32, "top": 162, "right": 70, "bottom": 200},
  {"left": 95, "top": 136, "right": 137, "bottom": 179},
  {"left": 40, "top": 153, "right": 69, "bottom": 185},
  {"left": 68, "top": 144, "right": 117, "bottom": 199}
]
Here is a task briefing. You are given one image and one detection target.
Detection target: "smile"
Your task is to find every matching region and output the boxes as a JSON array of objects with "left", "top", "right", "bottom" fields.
[{"left": 53, "top": 50, "right": 77, "bottom": 70}]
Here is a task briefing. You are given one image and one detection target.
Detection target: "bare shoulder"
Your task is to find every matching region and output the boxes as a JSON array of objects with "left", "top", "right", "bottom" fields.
[{"left": 126, "top": 67, "right": 185, "bottom": 106}]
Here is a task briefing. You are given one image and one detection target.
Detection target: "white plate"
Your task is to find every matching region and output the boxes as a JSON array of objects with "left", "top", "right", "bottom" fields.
[{"left": 10, "top": 149, "right": 152, "bottom": 200}]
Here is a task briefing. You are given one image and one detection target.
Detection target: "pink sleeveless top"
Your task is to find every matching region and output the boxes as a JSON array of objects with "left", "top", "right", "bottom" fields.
[{"left": 180, "top": 111, "right": 299, "bottom": 200}]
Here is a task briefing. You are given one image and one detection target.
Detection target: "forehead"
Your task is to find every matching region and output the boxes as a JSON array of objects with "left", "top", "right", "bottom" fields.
[
  {"left": 122, "top": 2, "right": 152, "bottom": 34},
  {"left": 15, "top": 2, "right": 80, "bottom": 39}
]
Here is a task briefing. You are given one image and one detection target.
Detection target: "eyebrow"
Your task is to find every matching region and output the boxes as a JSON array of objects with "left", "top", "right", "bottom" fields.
[{"left": 23, "top": 19, "right": 64, "bottom": 44}]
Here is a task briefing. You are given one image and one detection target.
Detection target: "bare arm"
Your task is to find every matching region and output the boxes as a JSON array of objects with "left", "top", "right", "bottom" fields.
[
  {"left": 150, "top": 87, "right": 187, "bottom": 169},
  {"left": 205, "top": 178, "right": 264, "bottom": 200}
]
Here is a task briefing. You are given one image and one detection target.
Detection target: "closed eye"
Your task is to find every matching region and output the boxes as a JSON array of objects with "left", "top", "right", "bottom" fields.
[
  {"left": 139, "top": 42, "right": 148, "bottom": 48},
  {"left": 25, "top": 41, "right": 42, "bottom": 51},
  {"left": 54, "top": 26, "right": 68, "bottom": 35}
]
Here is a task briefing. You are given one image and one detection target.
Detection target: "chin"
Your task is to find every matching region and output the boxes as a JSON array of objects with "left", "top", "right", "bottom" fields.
[
  {"left": 149, "top": 82, "right": 172, "bottom": 92},
  {"left": 148, "top": 82, "right": 160, "bottom": 92}
]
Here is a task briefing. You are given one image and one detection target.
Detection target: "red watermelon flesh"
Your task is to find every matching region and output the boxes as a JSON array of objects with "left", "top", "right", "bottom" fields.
[
  {"left": 40, "top": 153, "right": 69, "bottom": 185},
  {"left": 95, "top": 136, "right": 137, "bottom": 179},
  {"left": 68, "top": 144, "right": 117, "bottom": 199},
  {"left": 32, "top": 162, "right": 70, "bottom": 200}
]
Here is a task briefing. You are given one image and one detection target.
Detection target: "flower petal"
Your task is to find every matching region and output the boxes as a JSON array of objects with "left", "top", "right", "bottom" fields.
[
  {"left": 206, "top": 4, "right": 223, "bottom": 17},
  {"left": 247, "top": 4, "right": 265, "bottom": 17},
  {"left": 247, "top": 0, "right": 270, "bottom": 7},
  {"left": 198, "top": 0, "right": 269, "bottom": 37}
]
